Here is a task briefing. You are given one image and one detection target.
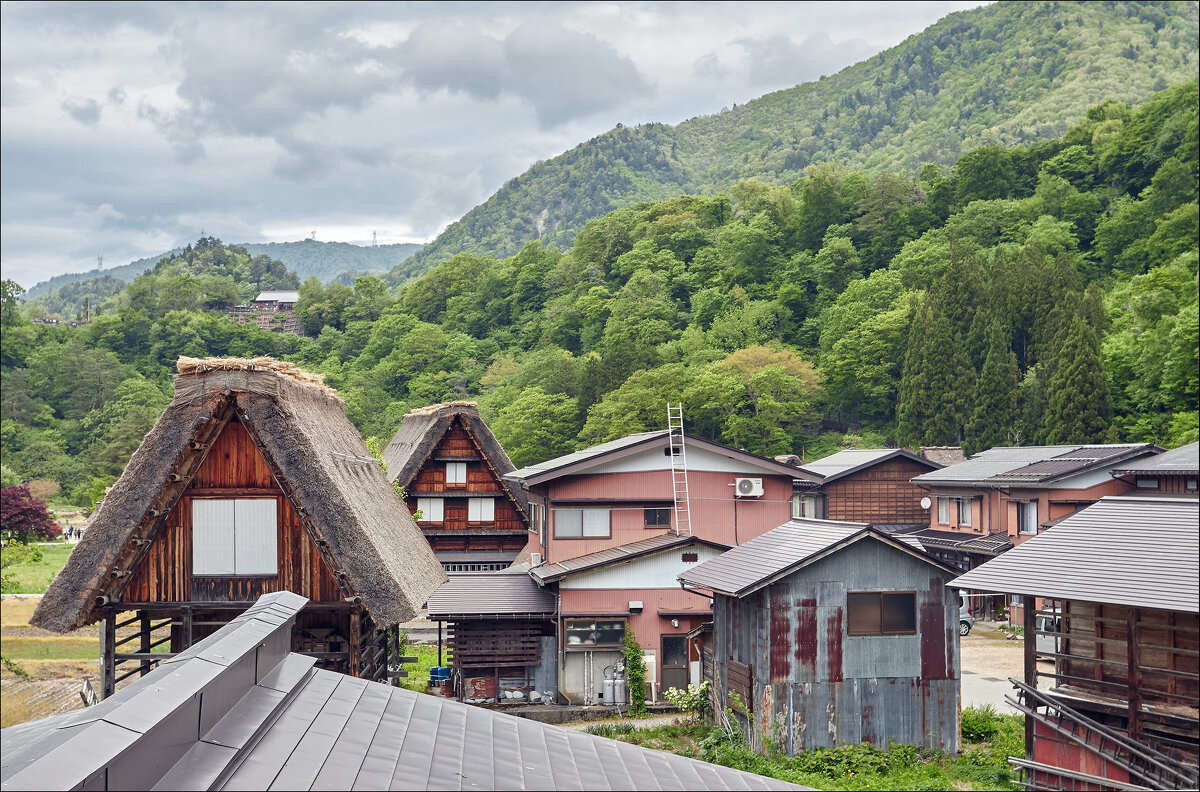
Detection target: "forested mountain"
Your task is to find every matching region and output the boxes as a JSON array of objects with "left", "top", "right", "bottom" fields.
[
  {"left": 4, "top": 80, "right": 1196, "bottom": 509},
  {"left": 23, "top": 240, "right": 420, "bottom": 302},
  {"left": 404, "top": 0, "right": 1197, "bottom": 271}
]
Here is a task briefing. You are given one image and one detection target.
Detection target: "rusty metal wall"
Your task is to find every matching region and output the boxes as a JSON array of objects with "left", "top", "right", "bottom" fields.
[{"left": 714, "top": 538, "right": 960, "bottom": 754}]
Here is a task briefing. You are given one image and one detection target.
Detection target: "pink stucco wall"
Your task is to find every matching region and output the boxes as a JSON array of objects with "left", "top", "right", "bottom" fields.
[{"left": 541, "top": 470, "right": 794, "bottom": 560}]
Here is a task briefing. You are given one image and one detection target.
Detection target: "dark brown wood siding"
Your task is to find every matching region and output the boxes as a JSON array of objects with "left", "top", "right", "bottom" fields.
[
  {"left": 406, "top": 417, "right": 527, "bottom": 552},
  {"left": 124, "top": 419, "right": 341, "bottom": 603},
  {"left": 824, "top": 457, "right": 933, "bottom": 523}
]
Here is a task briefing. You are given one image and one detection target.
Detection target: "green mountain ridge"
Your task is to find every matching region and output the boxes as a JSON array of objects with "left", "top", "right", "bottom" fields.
[
  {"left": 24, "top": 239, "right": 421, "bottom": 299},
  {"left": 403, "top": 0, "right": 1197, "bottom": 273}
]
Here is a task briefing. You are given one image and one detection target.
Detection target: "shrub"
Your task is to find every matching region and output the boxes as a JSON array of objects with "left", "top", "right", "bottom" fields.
[
  {"left": 664, "top": 680, "right": 711, "bottom": 720},
  {"left": 1, "top": 485, "right": 58, "bottom": 542},
  {"left": 962, "top": 704, "right": 1003, "bottom": 741}
]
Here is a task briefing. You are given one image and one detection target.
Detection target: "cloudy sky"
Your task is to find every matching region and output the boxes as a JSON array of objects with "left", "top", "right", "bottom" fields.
[{"left": 1, "top": 1, "right": 984, "bottom": 288}]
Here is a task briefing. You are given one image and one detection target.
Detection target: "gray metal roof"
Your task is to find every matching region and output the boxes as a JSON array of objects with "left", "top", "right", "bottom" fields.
[
  {"left": 253, "top": 290, "right": 300, "bottom": 302},
  {"left": 951, "top": 497, "right": 1199, "bottom": 612},
  {"left": 912, "top": 444, "right": 1159, "bottom": 487},
  {"left": 2, "top": 593, "right": 804, "bottom": 792},
  {"left": 797, "top": 448, "right": 938, "bottom": 483},
  {"left": 530, "top": 533, "right": 730, "bottom": 584},
  {"left": 677, "top": 519, "right": 956, "bottom": 598},
  {"left": 506, "top": 431, "right": 817, "bottom": 485},
  {"left": 427, "top": 572, "right": 556, "bottom": 618},
  {"left": 1111, "top": 442, "right": 1199, "bottom": 475},
  {"left": 907, "top": 528, "right": 1013, "bottom": 556}
]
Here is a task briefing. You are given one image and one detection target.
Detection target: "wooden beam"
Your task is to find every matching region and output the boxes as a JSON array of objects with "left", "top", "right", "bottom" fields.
[
  {"left": 1023, "top": 593, "right": 1036, "bottom": 764},
  {"left": 1128, "top": 607, "right": 1143, "bottom": 742},
  {"left": 349, "top": 607, "right": 361, "bottom": 678},
  {"left": 102, "top": 611, "right": 116, "bottom": 699},
  {"left": 139, "top": 612, "right": 152, "bottom": 677},
  {"left": 181, "top": 605, "right": 193, "bottom": 651}
]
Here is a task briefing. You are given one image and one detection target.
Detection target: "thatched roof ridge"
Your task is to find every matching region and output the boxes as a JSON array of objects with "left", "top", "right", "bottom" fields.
[
  {"left": 32, "top": 358, "right": 445, "bottom": 633},
  {"left": 381, "top": 402, "right": 527, "bottom": 513}
]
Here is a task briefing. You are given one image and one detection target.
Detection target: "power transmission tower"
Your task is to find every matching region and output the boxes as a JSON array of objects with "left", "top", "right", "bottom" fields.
[
  {"left": 372, "top": 231, "right": 378, "bottom": 248},
  {"left": 96, "top": 254, "right": 103, "bottom": 270}
]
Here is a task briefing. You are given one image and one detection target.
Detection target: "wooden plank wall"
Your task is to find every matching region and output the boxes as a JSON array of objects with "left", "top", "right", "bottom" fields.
[
  {"left": 1062, "top": 602, "right": 1199, "bottom": 707},
  {"left": 825, "top": 457, "right": 932, "bottom": 523},
  {"left": 408, "top": 418, "right": 527, "bottom": 540},
  {"left": 124, "top": 419, "right": 341, "bottom": 603},
  {"left": 448, "top": 620, "right": 542, "bottom": 668}
]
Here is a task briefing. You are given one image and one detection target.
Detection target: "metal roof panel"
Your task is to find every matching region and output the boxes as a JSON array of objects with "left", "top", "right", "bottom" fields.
[
  {"left": 951, "top": 497, "right": 1198, "bottom": 612},
  {"left": 1111, "top": 442, "right": 1198, "bottom": 474}
]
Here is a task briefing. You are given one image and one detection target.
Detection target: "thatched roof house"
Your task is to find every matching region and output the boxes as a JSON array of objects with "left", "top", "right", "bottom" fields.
[
  {"left": 381, "top": 402, "right": 529, "bottom": 571},
  {"left": 33, "top": 357, "right": 446, "bottom": 635}
]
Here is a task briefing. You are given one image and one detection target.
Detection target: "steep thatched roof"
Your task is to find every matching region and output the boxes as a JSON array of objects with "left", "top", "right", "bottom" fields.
[
  {"left": 381, "top": 401, "right": 527, "bottom": 514},
  {"left": 32, "top": 357, "right": 446, "bottom": 633}
]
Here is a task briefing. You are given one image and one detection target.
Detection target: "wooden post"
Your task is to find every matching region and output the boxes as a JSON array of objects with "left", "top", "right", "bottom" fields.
[
  {"left": 391, "top": 627, "right": 401, "bottom": 687},
  {"left": 349, "top": 607, "right": 361, "bottom": 678},
  {"left": 139, "top": 612, "right": 152, "bottom": 677},
  {"left": 181, "top": 606, "right": 193, "bottom": 651},
  {"left": 102, "top": 611, "right": 117, "bottom": 699},
  {"left": 1127, "top": 608, "right": 1142, "bottom": 742},
  {"left": 438, "top": 621, "right": 443, "bottom": 667},
  {"left": 1023, "top": 594, "right": 1036, "bottom": 762}
]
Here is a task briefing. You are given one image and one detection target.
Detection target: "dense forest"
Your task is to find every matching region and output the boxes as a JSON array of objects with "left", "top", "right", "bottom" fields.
[
  {"left": 405, "top": 1, "right": 1198, "bottom": 269},
  {"left": 2, "top": 79, "right": 1196, "bottom": 508}
]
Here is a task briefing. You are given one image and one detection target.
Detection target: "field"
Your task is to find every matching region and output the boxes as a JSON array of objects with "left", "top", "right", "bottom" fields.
[
  {"left": 1, "top": 542, "right": 74, "bottom": 594},
  {"left": 0, "top": 597, "right": 100, "bottom": 728},
  {"left": 583, "top": 708, "right": 1024, "bottom": 791}
]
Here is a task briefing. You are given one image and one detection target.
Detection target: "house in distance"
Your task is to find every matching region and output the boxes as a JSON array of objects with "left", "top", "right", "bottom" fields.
[
  {"left": 31, "top": 357, "right": 446, "bottom": 696},
  {"left": 382, "top": 402, "right": 529, "bottom": 572},
  {"left": 793, "top": 447, "right": 941, "bottom": 527}
]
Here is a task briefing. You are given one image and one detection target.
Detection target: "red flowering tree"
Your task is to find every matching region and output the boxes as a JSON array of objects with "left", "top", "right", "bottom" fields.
[{"left": 1, "top": 485, "right": 59, "bottom": 543}]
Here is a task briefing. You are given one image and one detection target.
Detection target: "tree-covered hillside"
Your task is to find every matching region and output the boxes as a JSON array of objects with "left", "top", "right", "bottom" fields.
[
  {"left": 23, "top": 240, "right": 420, "bottom": 302},
  {"left": 4, "top": 81, "right": 1195, "bottom": 508},
  {"left": 405, "top": 0, "right": 1197, "bottom": 271}
]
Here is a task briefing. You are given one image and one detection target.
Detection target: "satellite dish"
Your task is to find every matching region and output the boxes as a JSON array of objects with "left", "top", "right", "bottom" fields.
[{"left": 920, "top": 497, "right": 932, "bottom": 510}]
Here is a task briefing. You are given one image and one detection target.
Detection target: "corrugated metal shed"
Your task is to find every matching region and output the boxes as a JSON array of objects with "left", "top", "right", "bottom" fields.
[
  {"left": 950, "top": 496, "right": 1199, "bottom": 613},
  {"left": 912, "top": 444, "right": 1159, "bottom": 486},
  {"left": 677, "top": 518, "right": 956, "bottom": 598},
  {"left": 907, "top": 528, "right": 1013, "bottom": 556},
  {"left": 1110, "top": 442, "right": 1199, "bottom": 475},
  {"left": 797, "top": 448, "right": 938, "bottom": 483},
  {"left": 530, "top": 533, "right": 729, "bottom": 584},
  {"left": 428, "top": 573, "right": 556, "bottom": 618},
  {"left": 2, "top": 593, "right": 804, "bottom": 792}
]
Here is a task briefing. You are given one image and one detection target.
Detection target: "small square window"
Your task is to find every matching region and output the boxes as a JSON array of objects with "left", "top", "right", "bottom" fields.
[
  {"left": 1135, "top": 477, "right": 1159, "bottom": 489},
  {"left": 645, "top": 508, "right": 671, "bottom": 527},
  {"left": 417, "top": 497, "right": 444, "bottom": 522},
  {"left": 468, "top": 497, "right": 495, "bottom": 521},
  {"left": 847, "top": 591, "right": 916, "bottom": 636},
  {"left": 937, "top": 498, "right": 950, "bottom": 524},
  {"left": 445, "top": 462, "right": 467, "bottom": 484},
  {"left": 958, "top": 498, "right": 973, "bottom": 526}
]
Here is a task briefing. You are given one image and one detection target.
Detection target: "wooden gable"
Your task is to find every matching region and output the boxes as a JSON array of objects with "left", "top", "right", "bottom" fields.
[
  {"left": 124, "top": 417, "right": 341, "bottom": 604},
  {"left": 408, "top": 416, "right": 527, "bottom": 540}
]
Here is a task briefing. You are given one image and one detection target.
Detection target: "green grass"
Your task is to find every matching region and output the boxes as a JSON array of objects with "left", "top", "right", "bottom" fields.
[
  {"left": 584, "top": 708, "right": 1024, "bottom": 791},
  {"left": 397, "top": 643, "right": 447, "bottom": 694},
  {"left": 0, "top": 636, "right": 98, "bottom": 662},
  {"left": 1, "top": 543, "right": 74, "bottom": 594}
]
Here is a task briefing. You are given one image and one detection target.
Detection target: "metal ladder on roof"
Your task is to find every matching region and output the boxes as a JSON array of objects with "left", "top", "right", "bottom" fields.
[{"left": 667, "top": 403, "right": 692, "bottom": 536}]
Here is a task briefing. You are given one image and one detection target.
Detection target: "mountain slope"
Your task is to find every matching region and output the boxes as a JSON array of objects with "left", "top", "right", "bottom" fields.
[
  {"left": 24, "top": 240, "right": 420, "bottom": 299},
  {"left": 403, "top": 0, "right": 1197, "bottom": 272}
]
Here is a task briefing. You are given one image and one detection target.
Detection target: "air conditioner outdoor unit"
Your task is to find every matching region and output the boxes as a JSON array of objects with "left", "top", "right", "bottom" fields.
[
  {"left": 734, "top": 477, "right": 764, "bottom": 497},
  {"left": 530, "top": 553, "right": 543, "bottom": 567}
]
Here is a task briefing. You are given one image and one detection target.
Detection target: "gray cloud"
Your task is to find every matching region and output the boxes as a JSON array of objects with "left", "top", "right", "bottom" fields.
[
  {"left": 0, "top": 1, "right": 988, "bottom": 288},
  {"left": 62, "top": 97, "right": 101, "bottom": 125}
]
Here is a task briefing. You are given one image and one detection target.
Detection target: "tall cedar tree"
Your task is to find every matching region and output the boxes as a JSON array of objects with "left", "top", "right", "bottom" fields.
[
  {"left": 965, "top": 318, "right": 1021, "bottom": 455},
  {"left": 937, "top": 245, "right": 987, "bottom": 367},
  {"left": 896, "top": 297, "right": 931, "bottom": 446},
  {"left": 1043, "top": 312, "right": 1112, "bottom": 444},
  {"left": 921, "top": 307, "right": 976, "bottom": 445}
]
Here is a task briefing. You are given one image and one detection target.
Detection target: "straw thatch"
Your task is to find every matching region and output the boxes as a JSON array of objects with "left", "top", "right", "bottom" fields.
[
  {"left": 381, "top": 401, "right": 527, "bottom": 514},
  {"left": 32, "top": 358, "right": 446, "bottom": 633}
]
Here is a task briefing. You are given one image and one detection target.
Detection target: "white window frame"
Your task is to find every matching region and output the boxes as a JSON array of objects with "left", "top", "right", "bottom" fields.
[
  {"left": 192, "top": 498, "right": 278, "bottom": 577},
  {"left": 553, "top": 508, "right": 610, "bottom": 538},
  {"left": 957, "top": 497, "right": 973, "bottom": 526},
  {"left": 791, "top": 494, "right": 802, "bottom": 520},
  {"left": 937, "top": 497, "right": 950, "bottom": 525},
  {"left": 468, "top": 497, "right": 495, "bottom": 522},
  {"left": 445, "top": 462, "right": 467, "bottom": 485},
  {"left": 1018, "top": 501, "right": 1038, "bottom": 535},
  {"left": 417, "top": 497, "right": 444, "bottom": 523}
]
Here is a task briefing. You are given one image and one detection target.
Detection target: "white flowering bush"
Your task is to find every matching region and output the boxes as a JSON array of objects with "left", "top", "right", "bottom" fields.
[{"left": 663, "top": 680, "right": 711, "bottom": 719}]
